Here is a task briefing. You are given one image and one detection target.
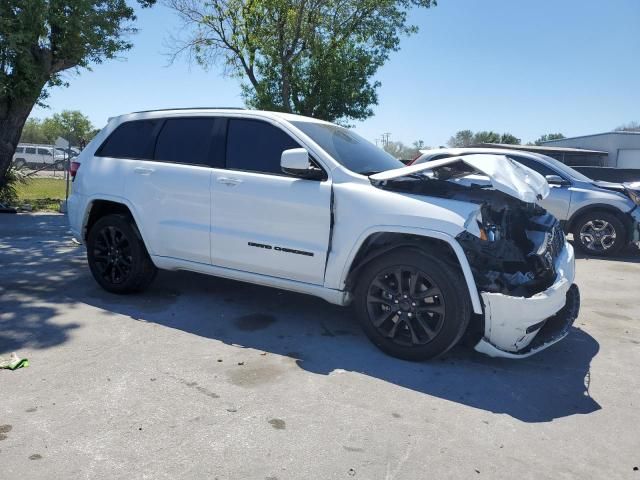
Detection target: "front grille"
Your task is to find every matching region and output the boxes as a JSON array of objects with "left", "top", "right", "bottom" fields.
[
  {"left": 532, "top": 222, "right": 565, "bottom": 274},
  {"left": 547, "top": 223, "right": 565, "bottom": 263}
]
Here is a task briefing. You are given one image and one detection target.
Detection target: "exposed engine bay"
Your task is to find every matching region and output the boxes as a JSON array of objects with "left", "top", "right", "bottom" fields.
[{"left": 377, "top": 174, "right": 565, "bottom": 297}]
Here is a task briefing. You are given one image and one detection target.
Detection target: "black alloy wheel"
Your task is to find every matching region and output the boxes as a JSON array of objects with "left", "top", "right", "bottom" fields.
[
  {"left": 366, "top": 266, "right": 446, "bottom": 346},
  {"left": 354, "top": 249, "right": 471, "bottom": 361},
  {"left": 87, "top": 214, "right": 157, "bottom": 293}
]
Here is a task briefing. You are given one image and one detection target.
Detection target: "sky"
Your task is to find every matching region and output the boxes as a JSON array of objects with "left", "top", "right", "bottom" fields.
[{"left": 31, "top": 0, "right": 640, "bottom": 147}]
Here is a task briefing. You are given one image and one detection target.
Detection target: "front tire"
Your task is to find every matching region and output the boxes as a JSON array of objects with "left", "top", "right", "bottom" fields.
[
  {"left": 572, "top": 210, "right": 626, "bottom": 256},
  {"left": 353, "top": 248, "right": 471, "bottom": 361},
  {"left": 87, "top": 214, "right": 157, "bottom": 294}
]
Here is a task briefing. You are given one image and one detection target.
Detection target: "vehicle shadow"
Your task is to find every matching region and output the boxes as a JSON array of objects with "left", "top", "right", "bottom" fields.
[
  {"left": 74, "top": 268, "right": 601, "bottom": 424},
  {"left": 569, "top": 238, "right": 640, "bottom": 263}
]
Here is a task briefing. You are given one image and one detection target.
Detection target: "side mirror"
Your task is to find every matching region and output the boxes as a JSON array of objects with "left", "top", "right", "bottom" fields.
[
  {"left": 281, "top": 148, "right": 325, "bottom": 180},
  {"left": 545, "top": 174, "right": 568, "bottom": 186}
]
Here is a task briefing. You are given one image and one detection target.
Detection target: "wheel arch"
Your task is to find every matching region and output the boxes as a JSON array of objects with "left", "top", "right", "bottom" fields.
[
  {"left": 341, "top": 228, "right": 483, "bottom": 314},
  {"left": 82, "top": 197, "right": 150, "bottom": 250},
  {"left": 566, "top": 203, "right": 632, "bottom": 240}
]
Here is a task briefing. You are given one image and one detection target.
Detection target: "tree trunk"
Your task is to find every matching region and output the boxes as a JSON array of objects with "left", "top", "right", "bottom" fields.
[{"left": 0, "top": 98, "right": 39, "bottom": 189}]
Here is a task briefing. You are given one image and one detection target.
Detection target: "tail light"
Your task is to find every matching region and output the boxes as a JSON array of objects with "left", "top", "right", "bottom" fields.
[{"left": 70, "top": 161, "right": 81, "bottom": 180}]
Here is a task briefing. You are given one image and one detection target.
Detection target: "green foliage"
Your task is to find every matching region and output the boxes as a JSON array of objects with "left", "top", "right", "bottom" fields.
[
  {"left": 448, "top": 129, "right": 521, "bottom": 147},
  {"left": 41, "top": 110, "right": 95, "bottom": 146},
  {"left": 0, "top": 0, "right": 155, "bottom": 185},
  {"left": 534, "top": 133, "right": 565, "bottom": 145},
  {"left": 20, "top": 118, "right": 49, "bottom": 144},
  {"left": 20, "top": 111, "right": 96, "bottom": 146},
  {"left": 447, "top": 129, "right": 473, "bottom": 147},
  {"left": 167, "top": 0, "right": 436, "bottom": 123},
  {"left": 0, "top": 164, "right": 29, "bottom": 205},
  {"left": 499, "top": 132, "right": 521, "bottom": 145},
  {"left": 472, "top": 131, "right": 501, "bottom": 144},
  {"left": 0, "top": 0, "right": 154, "bottom": 105},
  {"left": 383, "top": 139, "right": 428, "bottom": 160}
]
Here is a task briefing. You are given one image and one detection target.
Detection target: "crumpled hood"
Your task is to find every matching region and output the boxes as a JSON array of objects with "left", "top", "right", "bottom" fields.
[{"left": 369, "top": 154, "right": 550, "bottom": 203}]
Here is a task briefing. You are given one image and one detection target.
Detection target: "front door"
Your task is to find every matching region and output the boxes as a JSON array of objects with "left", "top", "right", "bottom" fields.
[{"left": 210, "top": 118, "right": 332, "bottom": 285}]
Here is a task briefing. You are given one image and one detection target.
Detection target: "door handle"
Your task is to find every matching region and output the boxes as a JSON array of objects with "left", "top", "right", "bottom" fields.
[
  {"left": 134, "top": 167, "right": 155, "bottom": 175},
  {"left": 217, "top": 176, "right": 243, "bottom": 186}
]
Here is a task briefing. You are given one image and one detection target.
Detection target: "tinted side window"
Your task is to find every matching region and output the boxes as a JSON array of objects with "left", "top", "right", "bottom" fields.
[
  {"left": 510, "top": 156, "right": 558, "bottom": 177},
  {"left": 155, "top": 118, "right": 220, "bottom": 167},
  {"left": 226, "top": 119, "right": 301, "bottom": 174},
  {"left": 15, "top": 147, "right": 24, "bottom": 153},
  {"left": 37, "top": 148, "right": 51, "bottom": 155},
  {"left": 25, "top": 147, "right": 36, "bottom": 154},
  {"left": 97, "top": 120, "right": 161, "bottom": 159}
]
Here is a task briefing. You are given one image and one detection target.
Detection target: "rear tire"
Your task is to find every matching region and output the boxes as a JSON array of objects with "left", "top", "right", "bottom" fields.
[
  {"left": 13, "top": 158, "right": 26, "bottom": 168},
  {"left": 353, "top": 248, "right": 471, "bottom": 361},
  {"left": 87, "top": 214, "right": 157, "bottom": 294},
  {"left": 572, "top": 210, "right": 626, "bottom": 256}
]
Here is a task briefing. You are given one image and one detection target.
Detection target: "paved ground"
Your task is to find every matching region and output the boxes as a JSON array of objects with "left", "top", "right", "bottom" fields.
[{"left": 1, "top": 214, "right": 639, "bottom": 479}]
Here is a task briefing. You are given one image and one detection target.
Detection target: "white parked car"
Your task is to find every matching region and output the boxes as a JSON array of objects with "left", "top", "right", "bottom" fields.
[
  {"left": 13, "top": 144, "right": 66, "bottom": 169},
  {"left": 67, "top": 109, "right": 580, "bottom": 360}
]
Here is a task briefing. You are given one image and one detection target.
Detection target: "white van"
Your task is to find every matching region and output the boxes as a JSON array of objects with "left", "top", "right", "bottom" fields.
[{"left": 13, "top": 144, "right": 66, "bottom": 169}]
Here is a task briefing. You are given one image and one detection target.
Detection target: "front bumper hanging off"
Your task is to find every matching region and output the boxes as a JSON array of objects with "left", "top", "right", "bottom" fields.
[{"left": 474, "top": 243, "right": 580, "bottom": 359}]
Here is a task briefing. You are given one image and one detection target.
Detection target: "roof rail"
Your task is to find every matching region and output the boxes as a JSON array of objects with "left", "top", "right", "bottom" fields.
[{"left": 130, "top": 107, "right": 246, "bottom": 114}]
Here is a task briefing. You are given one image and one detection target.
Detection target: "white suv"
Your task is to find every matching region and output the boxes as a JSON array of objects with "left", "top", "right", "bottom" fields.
[{"left": 68, "top": 109, "right": 580, "bottom": 360}]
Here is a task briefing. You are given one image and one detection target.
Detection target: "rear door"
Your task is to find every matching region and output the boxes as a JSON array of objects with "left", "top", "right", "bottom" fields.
[
  {"left": 99, "top": 117, "right": 222, "bottom": 264},
  {"left": 210, "top": 118, "right": 332, "bottom": 285}
]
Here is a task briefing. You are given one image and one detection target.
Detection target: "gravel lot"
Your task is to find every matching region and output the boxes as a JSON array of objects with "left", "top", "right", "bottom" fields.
[{"left": 1, "top": 213, "right": 639, "bottom": 479}]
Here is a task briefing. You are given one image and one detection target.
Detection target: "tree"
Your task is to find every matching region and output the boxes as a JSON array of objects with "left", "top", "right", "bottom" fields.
[
  {"left": 534, "top": 133, "right": 565, "bottom": 145},
  {"left": 41, "top": 110, "right": 95, "bottom": 146},
  {"left": 447, "top": 130, "right": 474, "bottom": 147},
  {"left": 383, "top": 139, "right": 428, "bottom": 160},
  {"left": 0, "top": 0, "right": 155, "bottom": 187},
  {"left": 20, "top": 118, "right": 49, "bottom": 144},
  {"left": 413, "top": 139, "right": 427, "bottom": 151},
  {"left": 472, "top": 131, "right": 501, "bottom": 144},
  {"left": 383, "top": 141, "right": 415, "bottom": 160},
  {"left": 166, "top": 0, "right": 435, "bottom": 124},
  {"left": 499, "top": 132, "right": 521, "bottom": 145},
  {"left": 615, "top": 121, "right": 640, "bottom": 132}
]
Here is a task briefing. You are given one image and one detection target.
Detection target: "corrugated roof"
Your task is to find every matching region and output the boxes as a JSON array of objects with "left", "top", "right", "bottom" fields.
[{"left": 542, "top": 131, "right": 640, "bottom": 144}]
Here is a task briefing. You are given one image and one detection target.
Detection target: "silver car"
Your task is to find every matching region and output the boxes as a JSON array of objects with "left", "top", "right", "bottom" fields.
[{"left": 413, "top": 148, "right": 640, "bottom": 256}]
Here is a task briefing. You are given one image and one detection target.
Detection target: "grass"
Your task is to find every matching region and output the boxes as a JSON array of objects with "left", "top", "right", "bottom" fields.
[{"left": 15, "top": 177, "right": 70, "bottom": 211}]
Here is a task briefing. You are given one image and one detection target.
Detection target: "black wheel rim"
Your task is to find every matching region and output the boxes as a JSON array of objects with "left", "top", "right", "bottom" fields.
[
  {"left": 92, "top": 226, "right": 134, "bottom": 285},
  {"left": 366, "top": 266, "right": 446, "bottom": 347}
]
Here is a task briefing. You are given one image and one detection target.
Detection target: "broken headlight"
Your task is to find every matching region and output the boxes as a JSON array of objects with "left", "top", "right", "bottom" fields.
[{"left": 464, "top": 210, "right": 502, "bottom": 242}]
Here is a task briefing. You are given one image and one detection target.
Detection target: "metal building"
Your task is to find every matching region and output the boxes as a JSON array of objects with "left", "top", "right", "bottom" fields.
[{"left": 542, "top": 131, "right": 640, "bottom": 168}]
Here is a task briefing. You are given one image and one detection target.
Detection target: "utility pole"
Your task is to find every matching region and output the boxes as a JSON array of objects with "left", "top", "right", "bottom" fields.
[{"left": 382, "top": 132, "right": 391, "bottom": 147}]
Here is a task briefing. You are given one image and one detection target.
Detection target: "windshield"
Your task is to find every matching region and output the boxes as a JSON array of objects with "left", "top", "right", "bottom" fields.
[{"left": 290, "top": 121, "right": 404, "bottom": 175}]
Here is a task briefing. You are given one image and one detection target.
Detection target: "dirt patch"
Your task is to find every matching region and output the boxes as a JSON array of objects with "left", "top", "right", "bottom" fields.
[{"left": 268, "top": 418, "right": 286, "bottom": 430}]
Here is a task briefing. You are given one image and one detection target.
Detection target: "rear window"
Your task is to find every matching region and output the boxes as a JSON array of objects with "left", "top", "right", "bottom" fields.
[
  {"left": 97, "top": 120, "right": 162, "bottom": 159},
  {"left": 155, "top": 118, "right": 220, "bottom": 166}
]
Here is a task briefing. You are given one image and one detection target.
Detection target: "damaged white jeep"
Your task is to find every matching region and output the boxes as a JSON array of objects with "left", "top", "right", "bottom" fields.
[{"left": 67, "top": 109, "right": 580, "bottom": 360}]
